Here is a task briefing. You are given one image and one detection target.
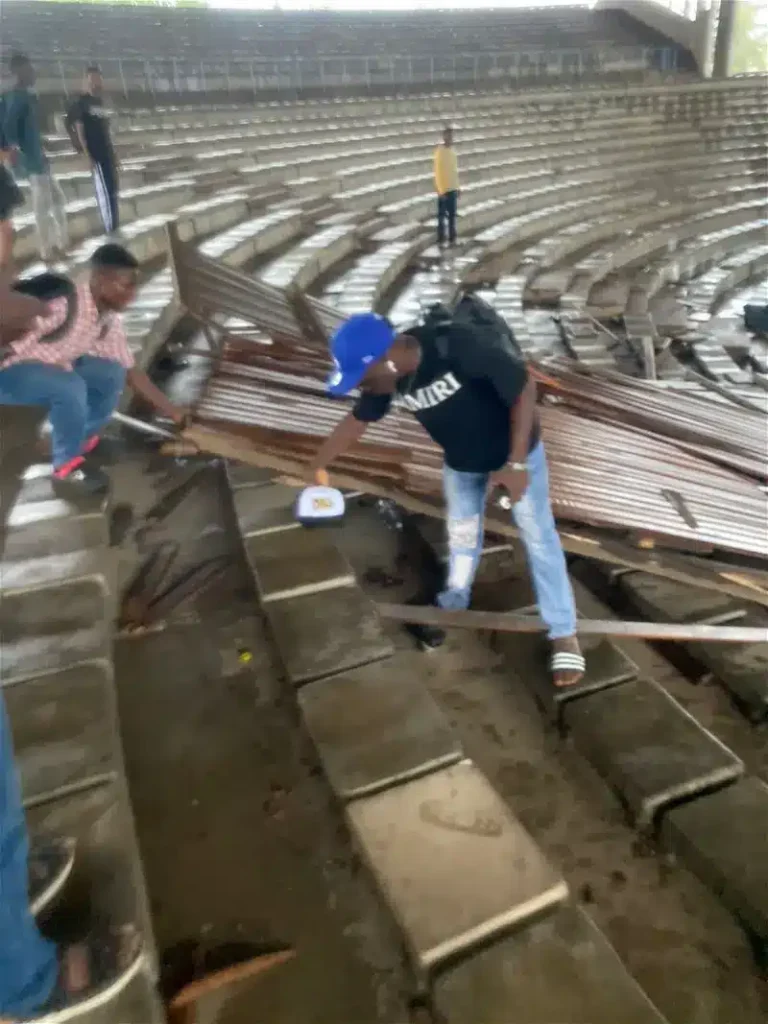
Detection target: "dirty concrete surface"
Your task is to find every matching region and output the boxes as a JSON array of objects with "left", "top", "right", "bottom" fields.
[
  {"left": 109, "top": 450, "right": 409, "bottom": 1023},
  {"left": 107, "top": 442, "right": 768, "bottom": 1024},
  {"left": 333, "top": 503, "right": 768, "bottom": 1024}
]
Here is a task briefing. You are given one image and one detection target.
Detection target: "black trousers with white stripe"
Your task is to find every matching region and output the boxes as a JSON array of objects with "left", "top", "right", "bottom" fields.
[{"left": 92, "top": 158, "right": 119, "bottom": 234}]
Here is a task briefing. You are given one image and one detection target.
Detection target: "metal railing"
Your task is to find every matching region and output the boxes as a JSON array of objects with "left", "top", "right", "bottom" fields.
[{"left": 30, "top": 46, "right": 680, "bottom": 97}]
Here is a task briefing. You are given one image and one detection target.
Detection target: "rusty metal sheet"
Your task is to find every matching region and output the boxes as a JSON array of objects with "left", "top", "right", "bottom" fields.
[{"left": 170, "top": 231, "right": 768, "bottom": 564}]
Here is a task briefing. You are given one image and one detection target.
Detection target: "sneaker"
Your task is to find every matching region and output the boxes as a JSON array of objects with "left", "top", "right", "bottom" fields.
[
  {"left": 52, "top": 457, "right": 109, "bottom": 496},
  {"left": 81, "top": 435, "right": 100, "bottom": 455},
  {"left": 403, "top": 620, "right": 446, "bottom": 651},
  {"left": 29, "top": 837, "right": 76, "bottom": 918},
  {"left": 29, "top": 926, "right": 144, "bottom": 1023},
  {"left": 82, "top": 435, "right": 125, "bottom": 465}
]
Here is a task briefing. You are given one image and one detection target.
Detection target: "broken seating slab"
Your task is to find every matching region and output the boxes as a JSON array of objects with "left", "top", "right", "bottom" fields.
[
  {"left": 263, "top": 582, "right": 394, "bottom": 687},
  {"left": 6, "top": 660, "right": 117, "bottom": 807},
  {"left": 494, "top": 631, "right": 638, "bottom": 722},
  {"left": 297, "top": 659, "right": 463, "bottom": 800},
  {"left": 662, "top": 776, "right": 768, "bottom": 948},
  {"left": 563, "top": 678, "right": 743, "bottom": 827},
  {"left": 243, "top": 527, "right": 355, "bottom": 603},
  {"left": 433, "top": 904, "right": 668, "bottom": 1024},
  {"left": 346, "top": 760, "right": 568, "bottom": 974}
]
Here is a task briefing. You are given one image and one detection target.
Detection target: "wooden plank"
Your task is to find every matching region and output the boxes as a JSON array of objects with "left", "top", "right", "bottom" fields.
[
  {"left": 375, "top": 603, "right": 768, "bottom": 645},
  {"left": 176, "top": 423, "right": 768, "bottom": 609}
]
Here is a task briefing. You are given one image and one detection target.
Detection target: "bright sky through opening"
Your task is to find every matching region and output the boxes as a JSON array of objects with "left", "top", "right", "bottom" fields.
[{"left": 209, "top": 2, "right": 595, "bottom": 10}]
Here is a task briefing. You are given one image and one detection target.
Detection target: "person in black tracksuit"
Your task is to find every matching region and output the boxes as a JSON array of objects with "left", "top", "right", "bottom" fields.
[{"left": 65, "top": 66, "right": 119, "bottom": 234}]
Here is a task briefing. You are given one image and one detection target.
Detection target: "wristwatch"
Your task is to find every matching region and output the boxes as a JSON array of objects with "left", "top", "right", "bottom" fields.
[{"left": 508, "top": 462, "right": 527, "bottom": 472}]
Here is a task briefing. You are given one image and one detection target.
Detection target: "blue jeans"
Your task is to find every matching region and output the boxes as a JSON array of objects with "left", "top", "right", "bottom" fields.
[
  {"left": 439, "top": 441, "right": 577, "bottom": 640},
  {"left": 0, "top": 695, "right": 58, "bottom": 1017},
  {"left": 0, "top": 356, "right": 125, "bottom": 468}
]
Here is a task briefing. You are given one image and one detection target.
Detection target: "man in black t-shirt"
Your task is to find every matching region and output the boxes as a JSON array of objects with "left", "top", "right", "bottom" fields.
[
  {"left": 65, "top": 67, "right": 119, "bottom": 234},
  {"left": 309, "top": 311, "right": 585, "bottom": 688}
]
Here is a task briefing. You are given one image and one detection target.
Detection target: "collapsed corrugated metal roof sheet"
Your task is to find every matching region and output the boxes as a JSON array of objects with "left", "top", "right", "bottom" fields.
[{"left": 171, "top": 228, "right": 768, "bottom": 565}]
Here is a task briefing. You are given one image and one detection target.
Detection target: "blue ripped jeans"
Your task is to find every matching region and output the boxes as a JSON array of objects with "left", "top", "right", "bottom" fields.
[{"left": 439, "top": 441, "right": 577, "bottom": 640}]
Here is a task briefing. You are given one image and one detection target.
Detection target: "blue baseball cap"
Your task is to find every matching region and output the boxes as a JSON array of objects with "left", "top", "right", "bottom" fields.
[{"left": 327, "top": 313, "right": 395, "bottom": 396}]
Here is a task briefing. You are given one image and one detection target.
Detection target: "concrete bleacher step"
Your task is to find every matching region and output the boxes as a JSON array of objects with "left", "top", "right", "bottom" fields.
[
  {"left": 297, "top": 659, "right": 463, "bottom": 800},
  {"left": 71, "top": 964, "right": 166, "bottom": 1024},
  {"left": 225, "top": 463, "right": 276, "bottom": 491},
  {"left": 346, "top": 759, "right": 568, "bottom": 975},
  {"left": 0, "top": 575, "right": 111, "bottom": 685},
  {"left": 620, "top": 572, "right": 768, "bottom": 722},
  {"left": 2, "top": 470, "right": 109, "bottom": 561},
  {"left": 243, "top": 527, "right": 357, "bottom": 603},
  {"left": 684, "top": 640, "right": 768, "bottom": 725},
  {"left": 17, "top": 166, "right": 148, "bottom": 205},
  {"left": 1, "top": 416, "right": 163, "bottom": 1020},
  {"left": 27, "top": 781, "right": 146, "bottom": 930},
  {"left": 0, "top": 545, "right": 110, "bottom": 593},
  {"left": 14, "top": 180, "right": 197, "bottom": 262},
  {"left": 432, "top": 904, "right": 669, "bottom": 1024},
  {"left": 661, "top": 777, "right": 768, "bottom": 957},
  {"left": 232, "top": 478, "right": 394, "bottom": 685},
  {"left": 562, "top": 678, "right": 743, "bottom": 828},
  {"left": 118, "top": 204, "right": 306, "bottom": 378},
  {"left": 26, "top": 779, "right": 162, "bottom": 1015},
  {"left": 256, "top": 571, "right": 394, "bottom": 687},
  {"left": 618, "top": 571, "right": 749, "bottom": 625},
  {"left": 493, "top": 629, "right": 640, "bottom": 724},
  {"left": 232, "top": 480, "right": 300, "bottom": 537},
  {"left": 6, "top": 660, "right": 118, "bottom": 808}
]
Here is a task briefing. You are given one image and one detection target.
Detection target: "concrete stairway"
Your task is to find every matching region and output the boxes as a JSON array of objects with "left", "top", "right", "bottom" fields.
[
  {"left": 226, "top": 469, "right": 670, "bottom": 1022},
  {"left": 489, "top": 576, "right": 768, "bottom": 970},
  {"left": 0, "top": 428, "right": 164, "bottom": 1023}
]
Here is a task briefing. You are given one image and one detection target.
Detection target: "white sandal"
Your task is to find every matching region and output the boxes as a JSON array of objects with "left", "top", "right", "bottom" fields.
[{"left": 550, "top": 650, "right": 586, "bottom": 683}]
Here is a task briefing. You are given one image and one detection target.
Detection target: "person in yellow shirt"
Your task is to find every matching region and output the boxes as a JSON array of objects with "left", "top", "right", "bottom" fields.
[{"left": 434, "top": 125, "right": 459, "bottom": 248}]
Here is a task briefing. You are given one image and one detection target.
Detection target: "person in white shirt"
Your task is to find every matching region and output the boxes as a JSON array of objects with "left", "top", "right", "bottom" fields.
[{"left": 0, "top": 243, "right": 183, "bottom": 494}]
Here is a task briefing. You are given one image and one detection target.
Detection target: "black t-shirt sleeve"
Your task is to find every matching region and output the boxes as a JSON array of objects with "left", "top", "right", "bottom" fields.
[
  {"left": 64, "top": 97, "right": 85, "bottom": 149},
  {"left": 352, "top": 391, "right": 393, "bottom": 423},
  {"left": 447, "top": 324, "right": 528, "bottom": 406}
]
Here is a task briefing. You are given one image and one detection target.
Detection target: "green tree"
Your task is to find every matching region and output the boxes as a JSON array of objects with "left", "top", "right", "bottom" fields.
[{"left": 730, "top": 1, "right": 768, "bottom": 74}]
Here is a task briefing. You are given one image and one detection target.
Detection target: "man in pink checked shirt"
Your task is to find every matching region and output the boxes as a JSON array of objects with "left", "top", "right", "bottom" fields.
[{"left": 0, "top": 243, "right": 183, "bottom": 495}]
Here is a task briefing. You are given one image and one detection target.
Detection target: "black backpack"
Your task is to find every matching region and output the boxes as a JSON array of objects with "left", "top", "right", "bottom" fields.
[
  {"left": 744, "top": 304, "right": 768, "bottom": 337},
  {"left": 422, "top": 292, "right": 523, "bottom": 360},
  {"left": 11, "top": 273, "right": 78, "bottom": 342}
]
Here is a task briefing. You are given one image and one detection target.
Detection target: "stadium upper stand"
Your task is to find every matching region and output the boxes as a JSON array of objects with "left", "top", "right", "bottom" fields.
[
  {"left": 0, "top": 3, "right": 684, "bottom": 58},
  {"left": 2, "top": 3, "right": 767, "bottom": 1022},
  {"left": 0, "top": 1, "right": 694, "bottom": 98}
]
